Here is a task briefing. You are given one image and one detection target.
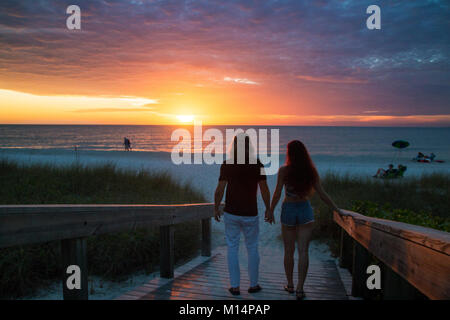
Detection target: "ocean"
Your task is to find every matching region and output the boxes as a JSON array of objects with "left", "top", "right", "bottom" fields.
[
  {"left": 1, "top": 125, "right": 449, "bottom": 159},
  {"left": 0, "top": 125, "right": 449, "bottom": 195}
]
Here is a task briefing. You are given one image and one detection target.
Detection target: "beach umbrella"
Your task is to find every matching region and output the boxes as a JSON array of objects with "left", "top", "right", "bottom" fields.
[
  {"left": 391, "top": 140, "right": 409, "bottom": 164},
  {"left": 392, "top": 140, "right": 410, "bottom": 149}
]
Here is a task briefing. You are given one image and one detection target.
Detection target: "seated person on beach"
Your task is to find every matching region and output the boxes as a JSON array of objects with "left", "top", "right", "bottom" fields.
[
  {"left": 415, "top": 152, "right": 436, "bottom": 162},
  {"left": 396, "top": 164, "right": 407, "bottom": 177},
  {"left": 373, "top": 164, "right": 396, "bottom": 178}
]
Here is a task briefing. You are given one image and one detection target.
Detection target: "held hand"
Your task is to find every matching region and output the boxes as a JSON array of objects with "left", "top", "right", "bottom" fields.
[
  {"left": 264, "top": 209, "right": 275, "bottom": 224},
  {"left": 214, "top": 208, "right": 222, "bottom": 222}
]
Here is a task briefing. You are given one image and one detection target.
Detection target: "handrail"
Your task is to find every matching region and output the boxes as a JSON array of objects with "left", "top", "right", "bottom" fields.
[
  {"left": 0, "top": 203, "right": 215, "bottom": 300},
  {"left": 0, "top": 203, "right": 214, "bottom": 248},
  {"left": 333, "top": 209, "right": 450, "bottom": 300}
]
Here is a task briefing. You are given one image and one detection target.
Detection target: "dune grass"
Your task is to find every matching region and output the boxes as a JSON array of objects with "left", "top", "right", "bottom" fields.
[
  {"left": 0, "top": 159, "right": 206, "bottom": 299},
  {"left": 310, "top": 172, "right": 450, "bottom": 253}
]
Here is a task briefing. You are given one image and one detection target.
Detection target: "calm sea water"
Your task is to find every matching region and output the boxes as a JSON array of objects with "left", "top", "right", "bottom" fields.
[{"left": 0, "top": 125, "right": 449, "bottom": 160}]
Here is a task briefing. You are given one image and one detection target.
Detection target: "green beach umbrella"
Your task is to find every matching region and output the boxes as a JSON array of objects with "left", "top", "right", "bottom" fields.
[
  {"left": 392, "top": 140, "right": 410, "bottom": 149},
  {"left": 391, "top": 140, "right": 409, "bottom": 164}
]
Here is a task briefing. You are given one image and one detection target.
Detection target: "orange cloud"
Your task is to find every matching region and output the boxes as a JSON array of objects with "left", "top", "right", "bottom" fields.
[
  {"left": 257, "top": 114, "right": 450, "bottom": 126},
  {"left": 296, "top": 75, "right": 368, "bottom": 84}
]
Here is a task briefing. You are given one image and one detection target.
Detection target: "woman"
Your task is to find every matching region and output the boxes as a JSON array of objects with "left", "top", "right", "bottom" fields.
[{"left": 269, "top": 140, "right": 342, "bottom": 300}]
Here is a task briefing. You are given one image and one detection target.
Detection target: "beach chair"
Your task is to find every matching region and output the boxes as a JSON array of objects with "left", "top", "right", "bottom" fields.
[
  {"left": 384, "top": 165, "right": 407, "bottom": 179},
  {"left": 396, "top": 165, "right": 407, "bottom": 177}
]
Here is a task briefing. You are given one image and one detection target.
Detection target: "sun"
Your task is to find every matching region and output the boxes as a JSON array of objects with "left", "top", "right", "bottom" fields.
[{"left": 176, "top": 115, "right": 195, "bottom": 123}]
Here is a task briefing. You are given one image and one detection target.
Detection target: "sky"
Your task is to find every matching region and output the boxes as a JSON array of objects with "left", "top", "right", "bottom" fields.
[{"left": 0, "top": 0, "right": 449, "bottom": 126}]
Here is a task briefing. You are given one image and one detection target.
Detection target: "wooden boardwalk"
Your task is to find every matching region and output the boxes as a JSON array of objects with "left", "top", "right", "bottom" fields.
[
  {"left": 2, "top": 204, "right": 447, "bottom": 300},
  {"left": 117, "top": 246, "right": 348, "bottom": 300}
]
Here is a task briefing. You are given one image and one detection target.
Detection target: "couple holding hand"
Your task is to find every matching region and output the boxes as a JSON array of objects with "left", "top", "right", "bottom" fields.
[{"left": 214, "top": 134, "right": 341, "bottom": 300}]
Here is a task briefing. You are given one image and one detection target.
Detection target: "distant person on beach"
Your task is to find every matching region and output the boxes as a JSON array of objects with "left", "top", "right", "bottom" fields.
[
  {"left": 414, "top": 152, "right": 436, "bottom": 162},
  {"left": 373, "top": 164, "right": 395, "bottom": 178},
  {"left": 269, "top": 140, "right": 342, "bottom": 300},
  {"left": 214, "top": 133, "right": 271, "bottom": 296},
  {"left": 123, "top": 137, "right": 131, "bottom": 151}
]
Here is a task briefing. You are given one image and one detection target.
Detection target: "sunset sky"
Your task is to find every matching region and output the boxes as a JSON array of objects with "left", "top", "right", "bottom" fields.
[{"left": 0, "top": 0, "right": 449, "bottom": 126}]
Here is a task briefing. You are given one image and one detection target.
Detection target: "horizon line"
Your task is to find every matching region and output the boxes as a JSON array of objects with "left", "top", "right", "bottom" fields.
[{"left": 0, "top": 123, "right": 449, "bottom": 128}]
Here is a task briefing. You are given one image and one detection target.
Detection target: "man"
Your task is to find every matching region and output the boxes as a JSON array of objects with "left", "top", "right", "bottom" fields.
[{"left": 214, "top": 133, "right": 272, "bottom": 296}]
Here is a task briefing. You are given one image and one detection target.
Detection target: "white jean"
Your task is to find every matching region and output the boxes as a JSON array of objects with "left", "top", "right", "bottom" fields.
[{"left": 224, "top": 212, "right": 260, "bottom": 288}]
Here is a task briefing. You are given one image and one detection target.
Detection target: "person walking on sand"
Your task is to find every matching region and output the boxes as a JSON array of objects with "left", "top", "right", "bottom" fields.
[
  {"left": 268, "top": 140, "right": 343, "bottom": 300},
  {"left": 213, "top": 133, "right": 272, "bottom": 296},
  {"left": 123, "top": 137, "right": 132, "bottom": 151}
]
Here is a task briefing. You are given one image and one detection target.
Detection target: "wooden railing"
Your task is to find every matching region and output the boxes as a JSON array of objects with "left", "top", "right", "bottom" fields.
[
  {"left": 0, "top": 203, "right": 215, "bottom": 300},
  {"left": 334, "top": 210, "right": 450, "bottom": 300}
]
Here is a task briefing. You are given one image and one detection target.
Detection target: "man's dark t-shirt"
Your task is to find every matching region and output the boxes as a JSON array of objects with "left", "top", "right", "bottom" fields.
[{"left": 219, "top": 160, "right": 266, "bottom": 217}]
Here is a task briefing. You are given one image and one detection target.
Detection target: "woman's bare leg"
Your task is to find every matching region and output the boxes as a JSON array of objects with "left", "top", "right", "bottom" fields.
[
  {"left": 296, "top": 222, "right": 314, "bottom": 292},
  {"left": 374, "top": 168, "right": 387, "bottom": 177},
  {"left": 282, "top": 224, "right": 297, "bottom": 287}
]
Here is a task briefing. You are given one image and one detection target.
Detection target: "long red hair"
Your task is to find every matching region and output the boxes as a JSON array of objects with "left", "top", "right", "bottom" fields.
[{"left": 285, "top": 140, "right": 319, "bottom": 198}]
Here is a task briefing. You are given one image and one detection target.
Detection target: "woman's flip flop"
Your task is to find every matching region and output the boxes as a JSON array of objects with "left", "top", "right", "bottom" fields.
[
  {"left": 284, "top": 285, "right": 295, "bottom": 293},
  {"left": 296, "top": 290, "right": 306, "bottom": 300}
]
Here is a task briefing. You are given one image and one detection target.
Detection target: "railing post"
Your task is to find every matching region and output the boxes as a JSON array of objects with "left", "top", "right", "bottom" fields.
[
  {"left": 201, "top": 218, "right": 211, "bottom": 257},
  {"left": 352, "top": 240, "right": 371, "bottom": 299},
  {"left": 339, "top": 228, "right": 353, "bottom": 271},
  {"left": 61, "top": 237, "right": 88, "bottom": 300},
  {"left": 381, "top": 263, "right": 425, "bottom": 300},
  {"left": 160, "top": 225, "right": 174, "bottom": 278}
]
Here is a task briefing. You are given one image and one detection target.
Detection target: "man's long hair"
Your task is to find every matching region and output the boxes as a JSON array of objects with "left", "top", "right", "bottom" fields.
[
  {"left": 285, "top": 140, "right": 318, "bottom": 198},
  {"left": 227, "top": 133, "right": 257, "bottom": 164}
]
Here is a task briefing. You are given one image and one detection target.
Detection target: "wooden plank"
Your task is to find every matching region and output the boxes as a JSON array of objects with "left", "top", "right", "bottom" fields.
[
  {"left": 182, "top": 268, "right": 345, "bottom": 286},
  {"left": 160, "top": 225, "right": 174, "bottom": 278},
  {"left": 142, "top": 278, "right": 347, "bottom": 296},
  {"left": 164, "top": 264, "right": 346, "bottom": 285},
  {"left": 61, "top": 237, "right": 88, "bottom": 300},
  {"left": 351, "top": 240, "right": 371, "bottom": 298},
  {"left": 0, "top": 203, "right": 214, "bottom": 215},
  {"left": 0, "top": 203, "right": 216, "bottom": 248},
  {"left": 144, "top": 279, "right": 346, "bottom": 300},
  {"left": 141, "top": 290, "right": 243, "bottom": 300},
  {"left": 381, "top": 263, "right": 425, "bottom": 300},
  {"left": 143, "top": 284, "right": 346, "bottom": 300},
  {"left": 339, "top": 228, "right": 353, "bottom": 271},
  {"left": 119, "top": 245, "right": 348, "bottom": 301},
  {"left": 201, "top": 218, "right": 211, "bottom": 257},
  {"left": 334, "top": 210, "right": 450, "bottom": 254},
  {"left": 119, "top": 247, "right": 347, "bottom": 300},
  {"left": 334, "top": 210, "right": 450, "bottom": 300}
]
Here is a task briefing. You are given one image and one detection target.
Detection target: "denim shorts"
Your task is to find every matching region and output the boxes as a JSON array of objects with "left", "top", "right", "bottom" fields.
[{"left": 280, "top": 201, "right": 314, "bottom": 226}]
